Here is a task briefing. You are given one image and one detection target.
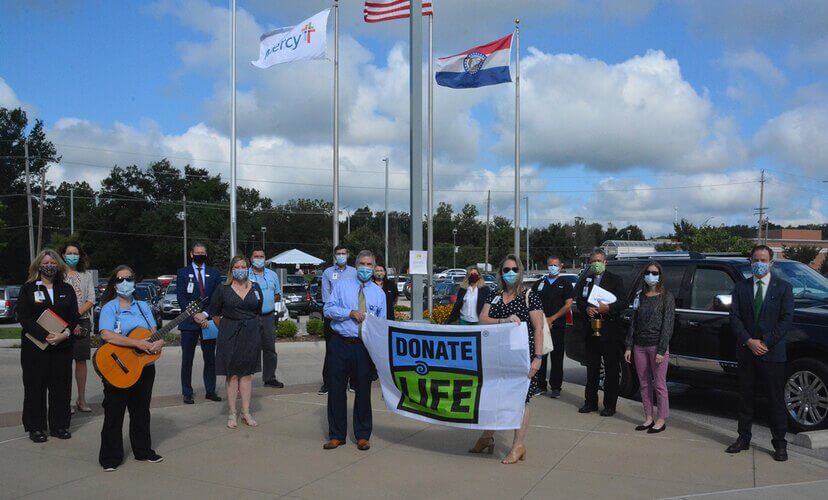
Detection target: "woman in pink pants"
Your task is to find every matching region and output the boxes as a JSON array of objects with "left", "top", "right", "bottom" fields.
[{"left": 624, "top": 261, "right": 675, "bottom": 434}]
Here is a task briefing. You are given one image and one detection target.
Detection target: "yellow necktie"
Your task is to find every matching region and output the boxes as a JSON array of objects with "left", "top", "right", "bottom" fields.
[{"left": 358, "top": 285, "right": 366, "bottom": 337}]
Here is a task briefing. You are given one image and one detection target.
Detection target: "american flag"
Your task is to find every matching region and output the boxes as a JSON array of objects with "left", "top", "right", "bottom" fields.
[{"left": 364, "top": 0, "right": 433, "bottom": 23}]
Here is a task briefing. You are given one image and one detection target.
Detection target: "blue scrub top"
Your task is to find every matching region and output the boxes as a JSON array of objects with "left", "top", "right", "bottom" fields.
[{"left": 98, "top": 298, "right": 156, "bottom": 335}]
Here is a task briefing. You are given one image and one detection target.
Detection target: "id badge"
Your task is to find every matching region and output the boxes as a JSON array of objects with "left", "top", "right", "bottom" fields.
[
  {"left": 34, "top": 291, "right": 45, "bottom": 303},
  {"left": 582, "top": 279, "right": 591, "bottom": 298},
  {"left": 332, "top": 272, "right": 338, "bottom": 280},
  {"left": 115, "top": 321, "right": 122, "bottom": 334},
  {"left": 254, "top": 290, "right": 261, "bottom": 301},
  {"left": 538, "top": 281, "right": 545, "bottom": 291},
  {"left": 492, "top": 296, "right": 502, "bottom": 305},
  {"left": 632, "top": 295, "right": 640, "bottom": 310},
  {"left": 187, "top": 282, "right": 194, "bottom": 294}
]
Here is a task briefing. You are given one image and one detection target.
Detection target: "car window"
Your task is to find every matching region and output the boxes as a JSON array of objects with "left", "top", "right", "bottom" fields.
[
  {"left": 738, "top": 261, "right": 828, "bottom": 303},
  {"left": 660, "top": 264, "right": 687, "bottom": 298},
  {"left": 166, "top": 285, "right": 176, "bottom": 294},
  {"left": 135, "top": 287, "right": 151, "bottom": 301},
  {"left": 607, "top": 263, "right": 640, "bottom": 292},
  {"left": 690, "top": 268, "right": 734, "bottom": 311}
]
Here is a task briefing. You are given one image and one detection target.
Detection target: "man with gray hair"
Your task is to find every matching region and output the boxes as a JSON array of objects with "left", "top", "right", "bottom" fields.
[{"left": 322, "top": 249, "right": 386, "bottom": 451}]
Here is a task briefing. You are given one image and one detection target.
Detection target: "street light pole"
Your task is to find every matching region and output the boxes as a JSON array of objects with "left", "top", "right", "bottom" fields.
[
  {"left": 571, "top": 231, "right": 577, "bottom": 270},
  {"left": 383, "top": 157, "right": 389, "bottom": 266},
  {"left": 452, "top": 228, "right": 458, "bottom": 269},
  {"left": 261, "top": 226, "right": 266, "bottom": 254}
]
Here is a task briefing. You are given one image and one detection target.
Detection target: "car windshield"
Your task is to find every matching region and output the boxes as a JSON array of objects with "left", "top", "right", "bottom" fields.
[
  {"left": 737, "top": 261, "right": 828, "bottom": 302},
  {"left": 285, "top": 275, "right": 306, "bottom": 285},
  {"left": 166, "top": 285, "right": 176, "bottom": 295}
]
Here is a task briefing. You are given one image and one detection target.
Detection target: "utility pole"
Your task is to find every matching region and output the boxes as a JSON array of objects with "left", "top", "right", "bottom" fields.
[
  {"left": 180, "top": 194, "right": 188, "bottom": 267},
  {"left": 755, "top": 169, "right": 766, "bottom": 242},
  {"left": 37, "top": 166, "right": 48, "bottom": 253},
  {"left": 452, "top": 228, "right": 458, "bottom": 269},
  {"left": 69, "top": 187, "right": 75, "bottom": 235},
  {"left": 485, "top": 190, "right": 491, "bottom": 271},
  {"left": 24, "top": 141, "right": 35, "bottom": 261}
]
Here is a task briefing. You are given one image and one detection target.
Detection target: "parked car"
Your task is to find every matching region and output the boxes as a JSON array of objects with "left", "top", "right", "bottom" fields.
[
  {"left": 0, "top": 285, "right": 21, "bottom": 323},
  {"left": 140, "top": 279, "right": 163, "bottom": 295},
  {"left": 284, "top": 283, "right": 312, "bottom": 318},
  {"left": 285, "top": 274, "right": 307, "bottom": 286},
  {"left": 565, "top": 252, "right": 828, "bottom": 432},
  {"left": 157, "top": 275, "right": 176, "bottom": 288},
  {"left": 395, "top": 275, "right": 409, "bottom": 294},
  {"left": 161, "top": 284, "right": 181, "bottom": 319}
]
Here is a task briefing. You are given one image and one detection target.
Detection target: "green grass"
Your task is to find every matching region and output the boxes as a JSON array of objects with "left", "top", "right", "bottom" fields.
[{"left": 0, "top": 328, "right": 22, "bottom": 339}]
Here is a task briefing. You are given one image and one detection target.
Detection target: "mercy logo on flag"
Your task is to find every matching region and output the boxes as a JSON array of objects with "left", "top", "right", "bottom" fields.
[
  {"left": 435, "top": 34, "right": 513, "bottom": 89},
  {"left": 364, "top": 0, "right": 433, "bottom": 23},
  {"left": 252, "top": 9, "right": 330, "bottom": 69}
]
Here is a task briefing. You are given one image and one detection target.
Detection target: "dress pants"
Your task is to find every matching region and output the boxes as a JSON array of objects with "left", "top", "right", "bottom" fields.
[
  {"left": 585, "top": 335, "right": 620, "bottom": 410},
  {"left": 260, "top": 313, "right": 278, "bottom": 382},
  {"left": 327, "top": 334, "right": 373, "bottom": 441},
  {"left": 99, "top": 365, "right": 156, "bottom": 467},
  {"left": 737, "top": 347, "right": 787, "bottom": 448},
  {"left": 535, "top": 327, "right": 566, "bottom": 391},
  {"left": 180, "top": 329, "right": 216, "bottom": 398},
  {"left": 21, "top": 344, "right": 72, "bottom": 432}
]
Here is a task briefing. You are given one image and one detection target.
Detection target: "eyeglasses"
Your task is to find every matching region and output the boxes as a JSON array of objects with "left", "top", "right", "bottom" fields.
[
  {"left": 645, "top": 271, "right": 660, "bottom": 276},
  {"left": 502, "top": 267, "right": 520, "bottom": 274},
  {"left": 115, "top": 277, "right": 134, "bottom": 284}
]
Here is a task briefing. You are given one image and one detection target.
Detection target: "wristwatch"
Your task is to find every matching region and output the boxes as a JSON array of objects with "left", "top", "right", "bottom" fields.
[{"left": 533, "top": 354, "right": 543, "bottom": 360}]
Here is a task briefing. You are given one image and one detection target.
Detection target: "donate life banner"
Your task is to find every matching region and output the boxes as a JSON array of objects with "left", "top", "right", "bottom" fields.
[
  {"left": 252, "top": 9, "right": 330, "bottom": 69},
  {"left": 362, "top": 317, "right": 530, "bottom": 430}
]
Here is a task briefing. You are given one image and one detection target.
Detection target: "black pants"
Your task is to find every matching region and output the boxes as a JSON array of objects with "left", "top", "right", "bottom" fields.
[
  {"left": 535, "top": 327, "right": 566, "bottom": 391},
  {"left": 327, "top": 334, "right": 373, "bottom": 441},
  {"left": 737, "top": 347, "right": 787, "bottom": 448},
  {"left": 21, "top": 344, "right": 73, "bottom": 432},
  {"left": 585, "top": 336, "right": 620, "bottom": 410},
  {"left": 180, "top": 329, "right": 216, "bottom": 397},
  {"left": 322, "top": 318, "right": 333, "bottom": 385},
  {"left": 260, "top": 313, "right": 278, "bottom": 382},
  {"left": 100, "top": 365, "right": 156, "bottom": 468}
]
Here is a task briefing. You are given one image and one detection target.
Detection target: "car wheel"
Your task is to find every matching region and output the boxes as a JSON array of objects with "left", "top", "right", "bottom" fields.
[
  {"left": 785, "top": 358, "right": 828, "bottom": 432},
  {"left": 599, "top": 351, "right": 639, "bottom": 399}
]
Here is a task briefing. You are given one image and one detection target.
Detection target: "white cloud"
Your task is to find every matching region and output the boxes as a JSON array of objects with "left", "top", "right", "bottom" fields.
[
  {"left": 753, "top": 105, "right": 828, "bottom": 175},
  {"left": 493, "top": 49, "right": 746, "bottom": 171},
  {"left": 0, "top": 77, "right": 28, "bottom": 112},
  {"left": 722, "top": 49, "right": 787, "bottom": 88}
]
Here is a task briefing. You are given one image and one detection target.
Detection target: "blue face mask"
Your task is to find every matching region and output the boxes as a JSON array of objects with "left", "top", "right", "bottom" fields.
[
  {"left": 251, "top": 258, "right": 265, "bottom": 269},
  {"left": 232, "top": 268, "right": 249, "bottom": 281},
  {"left": 64, "top": 255, "right": 80, "bottom": 267},
  {"left": 116, "top": 281, "right": 135, "bottom": 297},
  {"left": 335, "top": 254, "right": 347, "bottom": 266},
  {"left": 644, "top": 273, "right": 660, "bottom": 286},
  {"left": 751, "top": 261, "right": 770, "bottom": 277},
  {"left": 548, "top": 265, "right": 560, "bottom": 276},
  {"left": 502, "top": 270, "right": 518, "bottom": 286},
  {"left": 357, "top": 266, "right": 373, "bottom": 283}
]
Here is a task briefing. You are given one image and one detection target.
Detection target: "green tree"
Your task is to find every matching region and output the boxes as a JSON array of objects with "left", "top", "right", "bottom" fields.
[
  {"left": 782, "top": 245, "right": 821, "bottom": 266},
  {"left": 684, "top": 225, "right": 753, "bottom": 253}
]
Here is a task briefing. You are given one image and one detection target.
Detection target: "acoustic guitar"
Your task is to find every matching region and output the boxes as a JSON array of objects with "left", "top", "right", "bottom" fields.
[{"left": 94, "top": 297, "right": 205, "bottom": 388}]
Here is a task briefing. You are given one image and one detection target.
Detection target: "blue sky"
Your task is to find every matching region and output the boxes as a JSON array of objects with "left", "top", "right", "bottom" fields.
[{"left": 2, "top": 0, "right": 826, "bottom": 237}]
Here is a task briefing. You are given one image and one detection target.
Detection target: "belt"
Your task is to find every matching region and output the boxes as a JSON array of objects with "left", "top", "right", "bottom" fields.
[
  {"left": 337, "top": 334, "right": 362, "bottom": 344},
  {"left": 259, "top": 311, "right": 274, "bottom": 317}
]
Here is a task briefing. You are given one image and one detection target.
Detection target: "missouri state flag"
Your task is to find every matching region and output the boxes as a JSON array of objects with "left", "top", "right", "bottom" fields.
[{"left": 435, "top": 34, "right": 513, "bottom": 89}]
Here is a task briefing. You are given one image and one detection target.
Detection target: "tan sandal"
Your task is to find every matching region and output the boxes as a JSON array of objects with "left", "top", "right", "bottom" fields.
[
  {"left": 227, "top": 413, "right": 237, "bottom": 429},
  {"left": 501, "top": 445, "right": 526, "bottom": 464},
  {"left": 240, "top": 412, "right": 258, "bottom": 427}
]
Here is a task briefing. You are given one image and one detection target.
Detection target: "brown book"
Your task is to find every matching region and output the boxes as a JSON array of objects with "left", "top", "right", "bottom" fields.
[{"left": 25, "top": 309, "right": 68, "bottom": 350}]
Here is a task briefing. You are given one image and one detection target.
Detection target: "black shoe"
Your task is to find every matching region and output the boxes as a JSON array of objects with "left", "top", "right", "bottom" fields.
[
  {"left": 50, "top": 429, "right": 72, "bottom": 439},
  {"left": 205, "top": 393, "right": 223, "bottom": 402},
  {"left": 318, "top": 384, "right": 328, "bottom": 395},
  {"left": 600, "top": 408, "right": 616, "bottom": 417},
  {"left": 772, "top": 448, "right": 788, "bottom": 462},
  {"left": 548, "top": 389, "right": 561, "bottom": 399},
  {"left": 578, "top": 404, "right": 598, "bottom": 414},
  {"left": 183, "top": 397, "right": 194, "bottom": 404},
  {"left": 103, "top": 465, "right": 118, "bottom": 472},
  {"left": 647, "top": 424, "right": 666, "bottom": 434},
  {"left": 635, "top": 422, "right": 654, "bottom": 431},
  {"left": 725, "top": 441, "right": 750, "bottom": 454},
  {"left": 532, "top": 387, "right": 547, "bottom": 397},
  {"left": 136, "top": 453, "right": 164, "bottom": 463},
  {"left": 264, "top": 379, "right": 285, "bottom": 388},
  {"left": 29, "top": 431, "right": 48, "bottom": 443}
]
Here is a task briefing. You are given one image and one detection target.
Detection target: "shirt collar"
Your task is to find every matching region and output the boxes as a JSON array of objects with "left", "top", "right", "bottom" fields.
[
  {"left": 192, "top": 262, "right": 203, "bottom": 272},
  {"left": 547, "top": 276, "right": 558, "bottom": 283},
  {"left": 754, "top": 274, "right": 770, "bottom": 287}
]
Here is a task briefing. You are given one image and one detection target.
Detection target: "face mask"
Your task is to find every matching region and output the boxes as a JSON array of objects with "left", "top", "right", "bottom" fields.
[
  {"left": 116, "top": 281, "right": 135, "bottom": 297},
  {"left": 192, "top": 254, "right": 207, "bottom": 266},
  {"left": 39, "top": 264, "right": 58, "bottom": 279},
  {"left": 591, "top": 261, "right": 606, "bottom": 275},
  {"left": 751, "top": 261, "right": 770, "bottom": 277},
  {"left": 232, "top": 269, "right": 249, "bottom": 281},
  {"left": 548, "top": 265, "right": 560, "bottom": 276},
  {"left": 252, "top": 258, "right": 266, "bottom": 269},
  {"left": 335, "top": 254, "right": 347, "bottom": 266},
  {"left": 502, "top": 270, "right": 518, "bottom": 286},
  {"left": 64, "top": 255, "right": 80, "bottom": 267},
  {"left": 469, "top": 274, "right": 480, "bottom": 284},
  {"left": 644, "top": 273, "right": 660, "bottom": 286},
  {"left": 357, "top": 266, "right": 373, "bottom": 283}
]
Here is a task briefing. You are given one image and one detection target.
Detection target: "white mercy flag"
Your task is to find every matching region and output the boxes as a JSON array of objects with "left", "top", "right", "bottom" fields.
[
  {"left": 364, "top": 0, "right": 433, "bottom": 23},
  {"left": 252, "top": 9, "right": 330, "bottom": 69}
]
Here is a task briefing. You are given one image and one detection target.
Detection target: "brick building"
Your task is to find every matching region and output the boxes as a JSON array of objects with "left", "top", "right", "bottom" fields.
[{"left": 757, "top": 229, "right": 827, "bottom": 271}]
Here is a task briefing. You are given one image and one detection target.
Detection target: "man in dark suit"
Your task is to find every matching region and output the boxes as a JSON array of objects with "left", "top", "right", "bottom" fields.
[
  {"left": 176, "top": 242, "right": 222, "bottom": 405},
  {"left": 726, "top": 245, "right": 794, "bottom": 461},
  {"left": 574, "top": 248, "right": 628, "bottom": 416}
]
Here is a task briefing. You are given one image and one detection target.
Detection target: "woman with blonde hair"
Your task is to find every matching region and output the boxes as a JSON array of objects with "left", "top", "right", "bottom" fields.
[
  {"left": 210, "top": 256, "right": 263, "bottom": 428},
  {"left": 16, "top": 249, "right": 79, "bottom": 443},
  {"left": 447, "top": 266, "right": 490, "bottom": 325},
  {"left": 471, "top": 255, "right": 545, "bottom": 464}
]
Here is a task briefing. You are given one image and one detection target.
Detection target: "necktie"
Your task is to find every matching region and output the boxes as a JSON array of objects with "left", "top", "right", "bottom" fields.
[
  {"left": 358, "top": 285, "right": 366, "bottom": 337},
  {"left": 753, "top": 280, "right": 763, "bottom": 326},
  {"left": 197, "top": 267, "right": 205, "bottom": 297}
]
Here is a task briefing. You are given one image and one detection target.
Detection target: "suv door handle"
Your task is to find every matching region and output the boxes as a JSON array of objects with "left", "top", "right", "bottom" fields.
[{"left": 686, "top": 320, "right": 700, "bottom": 327}]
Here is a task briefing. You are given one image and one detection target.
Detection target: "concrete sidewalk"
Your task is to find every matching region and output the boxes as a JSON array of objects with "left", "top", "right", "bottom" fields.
[{"left": 0, "top": 380, "right": 825, "bottom": 500}]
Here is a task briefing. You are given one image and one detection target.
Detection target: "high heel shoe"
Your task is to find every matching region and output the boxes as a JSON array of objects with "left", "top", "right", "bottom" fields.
[
  {"left": 75, "top": 401, "right": 92, "bottom": 413},
  {"left": 240, "top": 412, "right": 258, "bottom": 427},
  {"left": 501, "top": 445, "right": 526, "bottom": 464},
  {"left": 468, "top": 436, "right": 495, "bottom": 454},
  {"left": 227, "top": 413, "right": 238, "bottom": 429}
]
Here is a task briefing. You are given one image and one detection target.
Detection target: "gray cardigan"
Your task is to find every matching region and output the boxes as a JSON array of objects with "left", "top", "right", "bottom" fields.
[{"left": 625, "top": 290, "right": 675, "bottom": 355}]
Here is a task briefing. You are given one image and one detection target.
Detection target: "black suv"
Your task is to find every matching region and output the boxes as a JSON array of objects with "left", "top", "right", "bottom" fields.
[{"left": 565, "top": 253, "right": 828, "bottom": 432}]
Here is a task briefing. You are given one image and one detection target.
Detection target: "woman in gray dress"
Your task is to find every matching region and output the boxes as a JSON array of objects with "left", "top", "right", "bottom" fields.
[{"left": 210, "top": 256, "right": 263, "bottom": 429}]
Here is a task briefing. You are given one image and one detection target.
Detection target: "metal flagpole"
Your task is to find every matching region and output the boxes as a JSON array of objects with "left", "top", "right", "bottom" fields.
[
  {"left": 229, "top": 0, "right": 238, "bottom": 255},
  {"left": 384, "top": 157, "right": 389, "bottom": 264},
  {"left": 24, "top": 141, "right": 35, "bottom": 261},
  {"left": 525, "top": 196, "right": 529, "bottom": 270},
  {"left": 426, "top": 12, "right": 434, "bottom": 314},
  {"left": 332, "top": 0, "right": 340, "bottom": 247},
  {"left": 485, "top": 189, "right": 490, "bottom": 269},
  {"left": 182, "top": 194, "right": 188, "bottom": 266},
  {"left": 410, "top": 0, "right": 424, "bottom": 321},
  {"left": 513, "top": 19, "right": 521, "bottom": 257}
]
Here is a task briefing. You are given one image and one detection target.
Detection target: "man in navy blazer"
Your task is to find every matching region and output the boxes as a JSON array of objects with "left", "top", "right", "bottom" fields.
[
  {"left": 176, "top": 242, "right": 222, "bottom": 405},
  {"left": 726, "top": 245, "right": 794, "bottom": 461}
]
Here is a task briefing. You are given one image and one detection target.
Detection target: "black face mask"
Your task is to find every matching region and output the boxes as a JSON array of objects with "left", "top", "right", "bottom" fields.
[{"left": 192, "top": 254, "right": 207, "bottom": 266}]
